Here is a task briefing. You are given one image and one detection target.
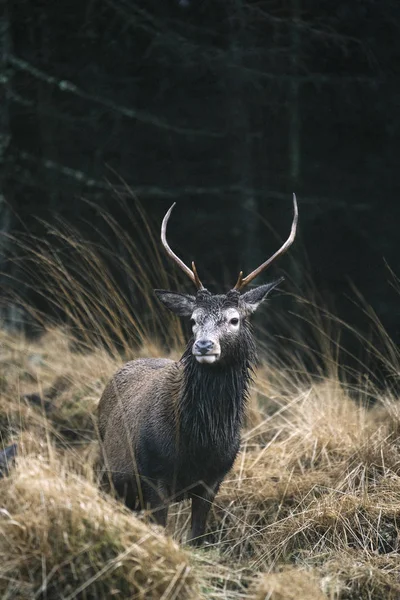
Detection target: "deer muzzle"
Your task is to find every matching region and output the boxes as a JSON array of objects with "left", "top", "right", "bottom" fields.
[{"left": 192, "top": 339, "right": 221, "bottom": 364}]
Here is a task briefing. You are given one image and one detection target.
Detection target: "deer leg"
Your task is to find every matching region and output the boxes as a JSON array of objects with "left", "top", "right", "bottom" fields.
[
  {"left": 112, "top": 476, "right": 138, "bottom": 511},
  {"left": 141, "top": 479, "right": 169, "bottom": 527},
  {"left": 188, "top": 481, "right": 221, "bottom": 546}
]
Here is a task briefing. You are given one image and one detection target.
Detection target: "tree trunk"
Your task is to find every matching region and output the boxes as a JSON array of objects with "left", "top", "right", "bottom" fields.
[
  {"left": 0, "top": 0, "right": 15, "bottom": 328},
  {"left": 289, "top": 0, "right": 301, "bottom": 187},
  {"left": 227, "top": 0, "right": 259, "bottom": 277},
  {"left": 288, "top": 0, "right": 302, "bottom": 290}
]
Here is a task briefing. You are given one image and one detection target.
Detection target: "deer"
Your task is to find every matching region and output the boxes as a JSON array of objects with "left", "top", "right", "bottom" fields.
[{"left": 98, "top": 196, "right": 298, "bottom": 545}]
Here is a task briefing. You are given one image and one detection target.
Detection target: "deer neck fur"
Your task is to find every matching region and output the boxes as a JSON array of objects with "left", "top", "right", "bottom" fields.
[{"left": 177, "top": 325, "right": 257, "bottom": 447}]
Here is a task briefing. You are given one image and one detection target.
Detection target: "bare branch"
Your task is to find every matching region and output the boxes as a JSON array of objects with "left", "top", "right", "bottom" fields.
[{"left": 8, "top": 55, "right": 223, "bottom": 138}]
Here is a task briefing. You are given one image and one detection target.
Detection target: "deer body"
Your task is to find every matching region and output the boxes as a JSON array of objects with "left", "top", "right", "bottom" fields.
[
  {"left": 98, "top": 198, "right": 298, "bottom": 544},
  {"left": 98, "top": 355, "right": 242, "bottom": 502}
]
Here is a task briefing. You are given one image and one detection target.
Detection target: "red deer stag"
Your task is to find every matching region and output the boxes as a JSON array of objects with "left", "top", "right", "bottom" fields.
[{"left": 98, "top": 196, "right": 298, "bottom": 545}]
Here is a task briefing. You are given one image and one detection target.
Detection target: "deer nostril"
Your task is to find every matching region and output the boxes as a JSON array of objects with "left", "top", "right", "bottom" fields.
[{"left": 194, "top": 340, "right": 215, "bottom": 355}]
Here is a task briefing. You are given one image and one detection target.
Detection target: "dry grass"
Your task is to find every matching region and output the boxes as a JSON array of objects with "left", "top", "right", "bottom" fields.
[
  {"left": 1, "top": 454, "right": 197, "bottom": 599},
  {"left": 1, "top": 318, "right": 400, "bottom": 599},
  {"left": 250, "top": 568, "right": 327, "bottom": 600},
  {"left": 0, "top": 328, "right": 117, "bottom": 448},
  {"left": 1, "top": 202, "right": 400, "bottom": 598}
]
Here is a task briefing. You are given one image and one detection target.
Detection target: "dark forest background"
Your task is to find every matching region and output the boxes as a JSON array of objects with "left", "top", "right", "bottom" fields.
[{"left": 1, "top": 0, "right": 399, "bottom": 376}]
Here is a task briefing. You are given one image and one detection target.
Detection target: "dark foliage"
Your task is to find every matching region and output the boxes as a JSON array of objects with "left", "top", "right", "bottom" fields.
[{"left": 1, "top": 0, "right": 400, "bottom": 376}]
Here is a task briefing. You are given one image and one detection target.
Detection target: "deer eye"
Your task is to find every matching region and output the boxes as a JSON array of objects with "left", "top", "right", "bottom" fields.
[{"left": 229, "top": 318, "right": 239, "bottom": 326}]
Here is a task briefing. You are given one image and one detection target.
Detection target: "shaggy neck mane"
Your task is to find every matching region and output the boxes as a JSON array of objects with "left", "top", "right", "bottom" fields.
[{"left": 178, "top": 325, "right": 257, "bottom": 447}]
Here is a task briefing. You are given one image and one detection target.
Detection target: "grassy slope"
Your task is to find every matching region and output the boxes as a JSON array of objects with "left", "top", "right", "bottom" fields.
[
  {"left": 1, "top": 203, "right": 399, "bottom": 598},
  {"left": 1, "top": 327, "right": 400, "bottom": 600}
]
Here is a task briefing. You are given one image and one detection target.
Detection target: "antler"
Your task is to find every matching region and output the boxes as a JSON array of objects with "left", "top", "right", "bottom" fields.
[
  {"left": 161, "top": 203, "right": 204, "bottom": 290},
  {"left": 234, "top": 194, "right": 298, "bottom": 290}
]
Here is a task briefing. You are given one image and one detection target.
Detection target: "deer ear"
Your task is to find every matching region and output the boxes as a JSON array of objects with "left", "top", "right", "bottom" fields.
[
  {"left": 154, "top": 290, "right": 196, "bottom": 316},
  {"left": 240, "top": 278, "right": 284, "bottom": 315}
]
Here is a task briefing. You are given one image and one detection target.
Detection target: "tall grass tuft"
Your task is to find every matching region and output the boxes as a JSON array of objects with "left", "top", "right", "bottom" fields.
[{"left": 3, "top": 195, "right": 187, "bottom": 356}]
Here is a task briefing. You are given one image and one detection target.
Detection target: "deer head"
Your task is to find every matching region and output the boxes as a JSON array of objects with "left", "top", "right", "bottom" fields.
[{"left": 155, "top": 196, "right": 298, "bottom": 365}]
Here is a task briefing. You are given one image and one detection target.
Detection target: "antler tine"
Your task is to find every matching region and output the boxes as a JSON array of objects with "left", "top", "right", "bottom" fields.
[
  {"left": 161, "top": 203, "right": 204, "bottom": 290},
  {"left": 234, "top": 194, "right": 298, "bottom": 291},
  {"left": 191, "top": 261, "right": 203, "bottom": 289}
]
